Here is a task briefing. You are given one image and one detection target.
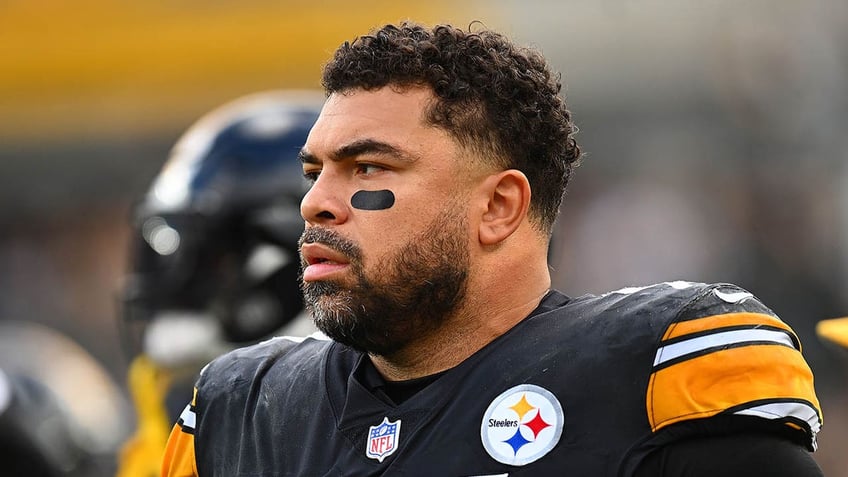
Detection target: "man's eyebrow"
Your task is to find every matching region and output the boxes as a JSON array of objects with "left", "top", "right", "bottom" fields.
[
  {"left": 299, "top": 149, "right": 318, "bottom": 165},
  {"left": 299, "top": 138, "right": 419, "bottom": 166}
]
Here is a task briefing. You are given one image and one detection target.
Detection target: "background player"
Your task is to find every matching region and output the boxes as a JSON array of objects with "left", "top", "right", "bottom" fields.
[{"left": 116, "top": 90, "right": 321, "bottom": 476}]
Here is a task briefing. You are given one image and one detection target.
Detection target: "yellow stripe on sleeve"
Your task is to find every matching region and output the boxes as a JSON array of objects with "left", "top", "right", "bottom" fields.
[
  {"left": 661, "top": 312, "right": 795, "bottom": 342},
  {"left": 647, "top": 312, "right": 821, "bottom": 449},
  {"left": 161, "top": 422, "right": 198, "bottom": 477}
]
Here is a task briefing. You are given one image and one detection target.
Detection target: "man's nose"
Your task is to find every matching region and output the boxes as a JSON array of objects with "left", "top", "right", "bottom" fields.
[{"left": 300, "top": 173, "right": 349, "bottom": 225}]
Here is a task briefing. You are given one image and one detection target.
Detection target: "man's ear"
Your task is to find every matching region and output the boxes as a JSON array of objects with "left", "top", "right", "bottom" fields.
[{"left": 478, "top": 169, "right": 531, "bottom": 246}]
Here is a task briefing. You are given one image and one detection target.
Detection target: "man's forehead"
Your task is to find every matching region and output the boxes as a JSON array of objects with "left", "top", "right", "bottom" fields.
[
  {"left": 317, "top": 87, "right": 431, "bottom": 124},
  {"left": 303, "top": 87, "right": 447, "bottom": 161}
]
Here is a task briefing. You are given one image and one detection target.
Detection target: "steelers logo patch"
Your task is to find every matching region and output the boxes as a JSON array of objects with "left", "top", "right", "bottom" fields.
[{"left": 480, "top": 384, "right": 564, "bottom": 466}]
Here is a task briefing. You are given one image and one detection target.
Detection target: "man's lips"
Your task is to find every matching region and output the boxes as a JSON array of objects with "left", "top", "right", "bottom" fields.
[{"left": 300, "top": 243, "right": 351, "bottom": 282}]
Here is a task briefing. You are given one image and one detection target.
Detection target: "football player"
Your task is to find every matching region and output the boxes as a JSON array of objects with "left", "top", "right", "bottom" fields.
[
  {"left": 162, "top": 23, "right": 823, "bottom": 476},
  {"left": 116, "top": 91, "right": 321, "bottom": 476}
]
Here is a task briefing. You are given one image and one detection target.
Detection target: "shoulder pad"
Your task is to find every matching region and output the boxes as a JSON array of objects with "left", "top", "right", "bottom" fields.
[
  {"left": 641, "top": 282, "right": 822, "bottom": 450},
  {"left": 199, "top": 332, "right": 330, "bottom": 379},
  {"left": 178, "top": 333, "right": 330, "bottom": 436}
]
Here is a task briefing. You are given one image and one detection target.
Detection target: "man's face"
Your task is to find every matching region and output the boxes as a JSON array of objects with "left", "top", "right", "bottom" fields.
[{"left": 298, "top": 86, "right": 476, "bottom": 355}]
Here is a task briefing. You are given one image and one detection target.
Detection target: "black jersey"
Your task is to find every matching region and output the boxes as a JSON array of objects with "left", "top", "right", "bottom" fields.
[{"left": 162, "top": 281, "right": 821, "bottom": 476}]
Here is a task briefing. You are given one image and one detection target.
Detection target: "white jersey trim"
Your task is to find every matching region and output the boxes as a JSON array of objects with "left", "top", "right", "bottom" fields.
[
  {"left": 654, "top": 328, "right": 795, "bottom": 367},
  {"left": 179, "top": 404, "right": 196, "bottom": 430}
]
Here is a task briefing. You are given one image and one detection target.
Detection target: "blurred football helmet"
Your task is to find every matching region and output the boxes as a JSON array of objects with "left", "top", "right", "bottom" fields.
[
  {"left": 120, "top": 90, "right": 323, "bottom": 367},
  {"left": 0, "top": 320, "right": 132, "bottom": 476}
]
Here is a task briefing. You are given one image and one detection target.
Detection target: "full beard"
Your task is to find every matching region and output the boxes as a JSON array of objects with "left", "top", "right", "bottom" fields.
[{"left": 299, "top": 209, "right": 469, "bottom": 356}]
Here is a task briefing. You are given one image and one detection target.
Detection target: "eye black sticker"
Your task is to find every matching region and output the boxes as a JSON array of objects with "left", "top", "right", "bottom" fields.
[{"left": 351, "top": 190, "right": 395, "bottom": 210}]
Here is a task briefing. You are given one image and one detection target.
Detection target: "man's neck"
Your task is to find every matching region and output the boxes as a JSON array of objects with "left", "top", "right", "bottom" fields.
[{"left": 369, "top": 284, "right": 551, "bottom": 382}]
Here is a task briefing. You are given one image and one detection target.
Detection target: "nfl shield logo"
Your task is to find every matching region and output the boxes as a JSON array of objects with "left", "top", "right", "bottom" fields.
[{"left": 366, "top": 417, "right": 402, "bottom": 462}]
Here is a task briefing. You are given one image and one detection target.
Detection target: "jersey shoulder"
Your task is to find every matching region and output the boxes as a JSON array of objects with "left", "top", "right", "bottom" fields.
[
  {"left": 199, "top": 331, "right": 331, "bottom": 392},
  {"left": 583, "top": 281, "right": 821, "bottom": 452},
  {"left": 177, "top": 332, "right": 332, "bottom": 436},
  {"left": 579, "top": 280, "right": 777, "bottom": 325}
]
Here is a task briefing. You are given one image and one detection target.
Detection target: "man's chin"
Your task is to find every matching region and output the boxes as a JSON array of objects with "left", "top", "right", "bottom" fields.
[
  {"left": 306, "top": 292, "right": 350, "bottom": 314},
  {"left": 303, "top": 279, "right": 344, "bottom": 300}
]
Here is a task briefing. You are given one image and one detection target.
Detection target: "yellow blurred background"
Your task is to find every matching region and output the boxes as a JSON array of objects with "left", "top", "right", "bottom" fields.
[
  {"left": 1, "top": 0, "right": 847, "bottom": 475},
  {"left": 0, "top": 0, "right": 491, "bottom": 140}
]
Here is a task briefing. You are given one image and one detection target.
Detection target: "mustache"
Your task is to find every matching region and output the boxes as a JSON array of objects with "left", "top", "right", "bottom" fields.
[{"left": 298, "top": 227, "right": 362, "bottom": 262}]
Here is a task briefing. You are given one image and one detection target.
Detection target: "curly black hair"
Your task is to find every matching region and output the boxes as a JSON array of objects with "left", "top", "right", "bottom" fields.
[{"left": 322, "top": 21, "right": 581, "bottom": 234}]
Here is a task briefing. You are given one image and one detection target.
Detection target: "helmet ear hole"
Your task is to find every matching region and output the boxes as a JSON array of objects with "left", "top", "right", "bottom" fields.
[
  {"left": 121, "top": 90, "right": 323, "bottom": 357},
  {"left": 220, "top": 242, "right": 305, "bottom": 343}
]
